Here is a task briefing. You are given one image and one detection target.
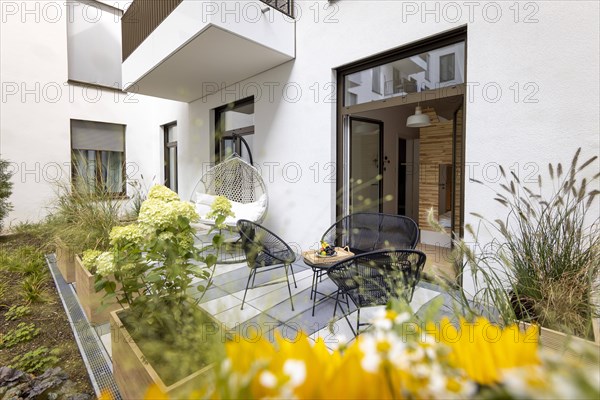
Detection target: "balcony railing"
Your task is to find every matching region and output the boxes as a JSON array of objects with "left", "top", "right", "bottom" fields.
[
  {"left": 122, "top": 0, "right": 294, "bottom": 62},
  {"left": 261, "top": 0, "right": 294, "bottom": 17},
  {"left": 122, "top": 0, "right": 182, "bottom": 61}
]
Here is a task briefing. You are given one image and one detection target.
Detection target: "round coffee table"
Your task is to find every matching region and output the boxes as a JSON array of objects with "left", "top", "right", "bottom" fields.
[{"left": 302, "top": 248, "right": 354, "bottom": 316}]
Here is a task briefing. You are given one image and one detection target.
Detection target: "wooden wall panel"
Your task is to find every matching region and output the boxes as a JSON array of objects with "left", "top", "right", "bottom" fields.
[
  {"left": 454, "top": 108, "right": 464, "bottom": 235},
  {"left": 418, "top": 118, "right": 453, "bottom": 229}
]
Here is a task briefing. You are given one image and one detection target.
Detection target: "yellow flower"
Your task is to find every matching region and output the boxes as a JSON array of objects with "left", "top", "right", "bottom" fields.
[
  {"left": 149, "top": 316, "right": 544, "bottom": 399},
  {"left": 98, "top": 390, "right": 113, "bottom": 400},
  {"left": 144, "top": 384, "right": 169, "bottom": 399},
  {"left": 435, "top": 317, "right": 540, "bottom": 385}
]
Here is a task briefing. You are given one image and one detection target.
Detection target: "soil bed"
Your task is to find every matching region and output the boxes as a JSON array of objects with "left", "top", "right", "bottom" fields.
[{"left": 0, "top": 234, "right": 94, "bottom": 395}]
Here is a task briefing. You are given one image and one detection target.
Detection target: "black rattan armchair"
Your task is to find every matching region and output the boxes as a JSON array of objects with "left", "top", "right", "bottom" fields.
[
  {"left": 237, "top": 219, "right": 297, "bottom": 311},
  {"left": 321, "top": 213, "right": 419, "bottom": 254},
  {"left": 327, "top": 249, "right": 426, "bottom": 336}
]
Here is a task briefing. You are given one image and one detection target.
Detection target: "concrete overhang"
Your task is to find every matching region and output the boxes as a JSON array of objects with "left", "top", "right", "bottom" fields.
[{"left": 122, "top": 0, "right": 295, "bottom": 102}]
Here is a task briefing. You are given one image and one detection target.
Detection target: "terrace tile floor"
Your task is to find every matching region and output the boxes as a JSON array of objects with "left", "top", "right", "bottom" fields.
[{"left": 94, "top": 262, "right": 451, "bottom": 358}]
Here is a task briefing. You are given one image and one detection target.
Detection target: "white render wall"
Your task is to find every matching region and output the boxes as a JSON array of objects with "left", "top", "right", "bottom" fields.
[
  {"left": 0, "top": 1, "right": 187, "bottom": 227},
  {"left": 186, "top": 1, "right": 599, "bottom": 275},
  {"left": 1, "top": 1, "right": 598, "bottom": 295}
]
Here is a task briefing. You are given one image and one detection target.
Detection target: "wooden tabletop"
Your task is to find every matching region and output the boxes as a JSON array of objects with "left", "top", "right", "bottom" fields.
[{"left": 302, "top": 247, "right": 355, "bottom": 268}]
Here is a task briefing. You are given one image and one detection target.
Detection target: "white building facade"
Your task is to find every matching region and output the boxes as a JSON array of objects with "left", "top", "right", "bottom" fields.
[
  {"left": 0, "top": 0, "right": 187, "bottom": 223},
  {"left": 2, "top": 1, "right": 599, "bottom": 292}
]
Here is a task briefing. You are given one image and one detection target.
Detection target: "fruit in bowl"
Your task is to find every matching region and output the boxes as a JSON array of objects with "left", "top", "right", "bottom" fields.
[{"left": 318, "top": 241, "right": 336, "bottom": 257}]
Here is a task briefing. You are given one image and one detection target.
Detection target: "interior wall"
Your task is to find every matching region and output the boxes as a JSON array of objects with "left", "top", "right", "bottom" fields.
[
  {"left": 418, "top": 118, "right": 454, "bottom": 246},
  {"left": 356, "top": 106, "right": 419, "bottom": 215},
  {"left": 405, "top": 139, "right": 419, "bottom": 222}
]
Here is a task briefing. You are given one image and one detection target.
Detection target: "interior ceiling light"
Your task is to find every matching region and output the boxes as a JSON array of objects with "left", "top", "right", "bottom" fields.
[{"left": 406, "top": 105, "right": 431, "bottom": 128}]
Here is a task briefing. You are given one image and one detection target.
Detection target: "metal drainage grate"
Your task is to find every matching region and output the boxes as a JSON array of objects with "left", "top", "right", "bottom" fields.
[{"left": 46, "top": 254, "right": 122, "bottom": 400}]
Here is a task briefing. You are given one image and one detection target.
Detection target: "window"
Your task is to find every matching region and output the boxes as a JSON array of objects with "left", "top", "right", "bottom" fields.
[
  {"left": 71, "top": 120, "right": 125, "bottom": 195},
  {"left": 215, "top": 97, "right": 255, "bottom": 164},
  {"left": 371, "top": 66, "right": 382, "bottom": 94},
  {"left": 439, "top": 53, "right": 456, "bottom": 82},
  {"left": 164, "top": 123, "right": 178, "bottom": 192},
  {"left": 343, "top": 41, "right": 465, "bottom": 106},
  {"left": 67, "top": 0, "right": 122, "bottom": 88}
]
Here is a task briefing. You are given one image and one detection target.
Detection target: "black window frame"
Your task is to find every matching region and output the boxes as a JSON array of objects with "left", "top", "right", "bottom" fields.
[
  {"left": 336, "top": 27, "right": 467, "bottom": 219},
  {"left": 163, "top": 121, "right": 178, "bottom": 193},
  {"left": 214, "top": 96, "right": 255, "bottom": 164}
]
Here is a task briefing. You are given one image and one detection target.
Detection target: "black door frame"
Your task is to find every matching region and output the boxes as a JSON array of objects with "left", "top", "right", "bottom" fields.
[
  {"left": 335, "top": 27, "right": 467, "bottom": 220},
  {"left": 349, "top": 116, "right": 384, "bottom": 213}
]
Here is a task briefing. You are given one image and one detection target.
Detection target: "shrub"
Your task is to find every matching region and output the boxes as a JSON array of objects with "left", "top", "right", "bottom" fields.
[
  {"left": 94, "top": 185, "right": 230, "bottom": 385},
  {"left": 0, "top": 245, "right": 48, "bottom": 278},
  {"left": 20, "top": 272, "right": 49, "bottom": 304},
  {"left": 0, "top": 158, "right": 14, "bottom": 231}
]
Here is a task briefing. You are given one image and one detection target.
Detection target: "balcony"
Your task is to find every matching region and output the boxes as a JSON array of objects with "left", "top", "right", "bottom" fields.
[{"left": 121, "top": 0, "right": 295, "bottom": 102}]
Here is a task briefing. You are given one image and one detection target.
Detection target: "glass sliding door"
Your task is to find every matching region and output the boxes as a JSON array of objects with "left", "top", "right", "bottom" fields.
[{"left": 349, "top": 117, "right": 383, "bottom": 213}]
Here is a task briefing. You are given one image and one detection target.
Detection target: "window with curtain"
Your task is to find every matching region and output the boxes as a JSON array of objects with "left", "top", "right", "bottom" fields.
[{"left": 71, "top": 120, "right": 125, "bottom": 195}]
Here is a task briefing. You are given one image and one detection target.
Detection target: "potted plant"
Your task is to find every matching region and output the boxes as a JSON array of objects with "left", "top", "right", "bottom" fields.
[
  {"left": 430, "top": 148, "right": 599, "bottom": 357},
  {"left": 96, "top": 186, "right": 231, "bottom": 398},
  {"left": 73, "top": 250, "right": 122, "bottom": 325},
  {"left": 54, "top": 236, "right": 77, "bottom": 283},
  {"left": 48, "top": 181, "right": 126, "bottom": 283}
]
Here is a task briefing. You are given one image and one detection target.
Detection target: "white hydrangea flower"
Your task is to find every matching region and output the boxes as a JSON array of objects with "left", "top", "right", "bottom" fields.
[
  {"left": 110, "top": 224, "right": 145, "bottom": 246},
  {"left": 147, "top": 185, "right": 180, "bottom": 202},
  {"left": 95, "top": 251, "right": 115, "bottom": 276},
  {"left": 81, "top": 249, "right": 102, "bottom": 271},
  {"left": 138, "top": 199, "right": 199, "bottom": 230},
  {"left": 158, "top": 231, "right": 175, "bottom": 241}
]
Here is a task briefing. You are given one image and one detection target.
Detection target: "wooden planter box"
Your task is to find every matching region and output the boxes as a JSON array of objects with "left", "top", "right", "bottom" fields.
[
  {"left": 520, "top": 322, "right": 600, "bottom": 367},
  {"left": 55, "top": 238, "right": 76, "bottom": 283},
  {"left": 74, "top": 255, "right": 122, "bottom": 325},
  {"left": 110, "top": 309, "right": 215, "bottom": 399}
]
